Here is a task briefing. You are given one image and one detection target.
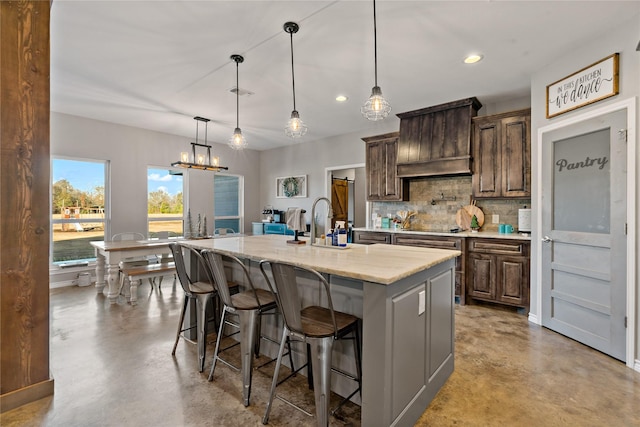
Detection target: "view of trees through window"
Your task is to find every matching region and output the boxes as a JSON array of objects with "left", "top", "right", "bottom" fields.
[
  {"left": 51, "top": 158, "right": 107, "bottom": 263},
  {"left": 148, "top": 168, "right": 184, "bottom": 237}
]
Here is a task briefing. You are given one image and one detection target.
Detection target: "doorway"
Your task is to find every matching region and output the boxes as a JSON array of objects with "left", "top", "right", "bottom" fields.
[
  {"left": 325, "top": 164, "right": 367, "bottom": 229},
  {"left": 540, "top": 106, "right": 631, "bottom": 362}
]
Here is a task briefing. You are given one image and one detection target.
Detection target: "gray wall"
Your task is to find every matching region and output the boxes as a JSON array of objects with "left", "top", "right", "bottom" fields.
[
  {"left": 258, "top": 121, "right": 398, "bottom": 225},
  {"left": 530, "top": 14, "right": 640, "bottom": 363},
  {"left": 51, "top": 112, "right": 262, "bottom": 236}
]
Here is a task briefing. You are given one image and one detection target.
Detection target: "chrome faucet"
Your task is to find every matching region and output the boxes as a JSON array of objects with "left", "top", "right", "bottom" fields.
[{"left": 310, "top": 197, "right": 333, "bottom": 245}]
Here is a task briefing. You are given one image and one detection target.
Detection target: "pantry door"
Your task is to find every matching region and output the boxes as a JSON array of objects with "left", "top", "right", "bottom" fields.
[{"left": 541, "top": 109, "right": 627, "bottom": 361}]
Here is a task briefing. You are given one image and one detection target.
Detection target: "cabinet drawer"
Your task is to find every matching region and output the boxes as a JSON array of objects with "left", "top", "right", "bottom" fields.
[
  {"left": 392, "top": 235, "right": 461, "bottom": 250},
  {"left": 353, "top": 231, "right": 391, "bottom": 244},
  {"left": 468, "top": 239, "right": 528, "bottom": 256}
]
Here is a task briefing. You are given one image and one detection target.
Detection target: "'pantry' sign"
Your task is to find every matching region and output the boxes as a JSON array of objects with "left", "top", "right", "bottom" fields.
[{"left": 546, "top": 53, "right": 619, "bottom": 119}]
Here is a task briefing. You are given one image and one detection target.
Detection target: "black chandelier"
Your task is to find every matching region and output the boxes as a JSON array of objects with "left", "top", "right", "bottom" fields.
[{"left": 172, "top": 116, "right": 228, "bottom": 172}]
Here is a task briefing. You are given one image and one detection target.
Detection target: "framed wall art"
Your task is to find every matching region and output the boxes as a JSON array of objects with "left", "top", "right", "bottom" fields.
[
  {"left": 546, "top": 53, "right": 619, "bottom": 119},
  {"left": 276, "top": 175, "right": 307, "bottom": 198}
]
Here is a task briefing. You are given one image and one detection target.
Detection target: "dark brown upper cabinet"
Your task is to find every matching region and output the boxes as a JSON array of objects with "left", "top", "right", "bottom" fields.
[
  {"left": 396, "top": 97, "right": 482, "bottom": 178},
  {"left": 472, "top": 108, "right": 531, "bottom": 199},
  {"left": 363, "top": 132, "right": 408, "bottom": 201}
]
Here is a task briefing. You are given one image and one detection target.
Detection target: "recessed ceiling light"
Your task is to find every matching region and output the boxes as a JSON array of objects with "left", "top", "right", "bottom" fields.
[
  {"left": 335, "top": 95, "right": 348, "bottom": 102},
  {"left": 464, "top": 54, "right": 483, "bottom": 64}
]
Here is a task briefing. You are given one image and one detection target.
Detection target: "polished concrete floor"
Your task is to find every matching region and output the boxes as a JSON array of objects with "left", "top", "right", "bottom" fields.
[{"left": 2, "top": 281, "right": 640, "bottom": 426}]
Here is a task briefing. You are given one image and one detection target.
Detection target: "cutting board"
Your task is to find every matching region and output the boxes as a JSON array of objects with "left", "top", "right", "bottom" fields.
[
  {"left": 455, "top": 208, "right": 472, "bottom": 230},
  {"left": 464, "top": 203, "right": 485, "bottom": 227},
  {"left": 455, "top": 202, "right": 485, "bottom": 230}
]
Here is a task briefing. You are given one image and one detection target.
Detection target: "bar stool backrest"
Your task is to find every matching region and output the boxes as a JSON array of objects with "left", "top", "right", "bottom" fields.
[
  {"left": 202, "top": 250, "right": 263, "bottom": 309},
  {"left": 260, "top": 261, "right": 339, "bottom": 339},
  {"left": 169, "top": 243, "right": 213, "bottom": 295}
]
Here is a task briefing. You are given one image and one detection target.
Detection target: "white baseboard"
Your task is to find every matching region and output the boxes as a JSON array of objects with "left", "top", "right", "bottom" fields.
[
  {"left": 528, "top": 313, "right": 540, "bottom": 325},
  {"left": 634, "top": 359, "right": 640, "bottom": 373}
]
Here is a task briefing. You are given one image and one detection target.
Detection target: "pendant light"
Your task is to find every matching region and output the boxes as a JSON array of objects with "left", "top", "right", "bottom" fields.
[
  {"left": 228, "top": 54, "right": 248, "bottom": 150},
  {"left": 171, "top": 116, "right": 228, "bottom": 172},
  {"left": 283, "top": 21, "right": 307, "bottom": 138},
  {"left": 362, "top": 0, "right": 391, "bottom": 121}
]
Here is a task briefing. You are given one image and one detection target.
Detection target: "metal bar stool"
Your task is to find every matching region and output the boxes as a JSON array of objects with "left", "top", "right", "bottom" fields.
[
  {"left": 169, "top": 242, "right": 218, "bottom": 373},
  {"left": 259, "top": 260, "right": 362, "bottom": 427},
  {"left": 202, "top": 249, "right": 282, "bottom": 407}
]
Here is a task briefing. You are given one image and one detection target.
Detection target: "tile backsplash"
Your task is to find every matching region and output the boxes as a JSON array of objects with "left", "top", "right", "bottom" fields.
[{"left": 371, "top": 176, "right": 529, "bottom": 232}]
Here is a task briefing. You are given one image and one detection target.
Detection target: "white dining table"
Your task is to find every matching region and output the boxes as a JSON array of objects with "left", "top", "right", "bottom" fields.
[
  {"left": 90, "top": 238, "right": 179, "bottom": 304},
  {"left": 91, "top": 235, "right": 242, "bottom": 304}
]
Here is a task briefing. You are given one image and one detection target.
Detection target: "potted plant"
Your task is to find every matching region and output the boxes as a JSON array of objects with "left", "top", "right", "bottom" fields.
[{"left": 470, "top": 214, "right": 480, "bottom": 233}]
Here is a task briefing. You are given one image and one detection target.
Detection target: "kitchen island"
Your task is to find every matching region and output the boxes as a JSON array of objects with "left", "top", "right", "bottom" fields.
[{"left": 181, "top": 234, "right": 459, "bottom": 426}]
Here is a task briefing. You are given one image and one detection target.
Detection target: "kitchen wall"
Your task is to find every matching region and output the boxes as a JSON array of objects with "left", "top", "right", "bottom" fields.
[
  {"left": 52, "top": 112, "right": 262, "bottom": 236},
  {"left": 259, "top": 121, "right": 397, "bottom": 225},
  {"left": 372, "top": 176, "right": 529, "bottom": 232}
]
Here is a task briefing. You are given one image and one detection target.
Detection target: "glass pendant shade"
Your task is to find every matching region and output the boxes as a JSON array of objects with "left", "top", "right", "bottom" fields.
[
  {"left": 285, "top": 110, "right": 307, "bottom": 138},
  {"left": 362, "top": 86, "right": 391, "bottom": 120},
  {"left": 362, "top": 0, "right": 391, "bottom": 121},
  {"left": 229, "top": 127, "right": 248, "bottom": 150},
  {"left": 228, "top": 54, "right": 247, "bottom": 150}
]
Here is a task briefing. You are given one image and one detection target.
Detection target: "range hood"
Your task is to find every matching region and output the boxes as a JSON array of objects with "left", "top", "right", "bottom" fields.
[{"left": 396, "top": 97, "right": 482, "bottom": 178}]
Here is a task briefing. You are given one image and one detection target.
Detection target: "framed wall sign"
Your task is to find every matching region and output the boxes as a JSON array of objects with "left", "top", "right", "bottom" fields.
[
  {"left": 276, "top": 175, "right": 307, "bottom": 198},
  {"left": 546, "top": 53, "right": 619, "bottom": 119}
]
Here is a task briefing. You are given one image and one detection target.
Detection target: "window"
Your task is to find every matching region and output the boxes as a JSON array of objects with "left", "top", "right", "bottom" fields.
[
  {"left": 51, "top": 158, "right": 108, "bottom": 265},
  {"left": 148, "top": 167, "right": 184, "bottom": 238},
  {"left": 214, "top": 174, "right": 243, "bottom": 233}
]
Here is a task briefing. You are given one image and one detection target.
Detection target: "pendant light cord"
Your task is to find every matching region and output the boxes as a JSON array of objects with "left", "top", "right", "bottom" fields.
[
  {"left": 289, "top": 31, "right": 297, "bottom": 111},
  {"left": 373, "top": 0, "right": 378, "bottom": 87},
  {"left": 236, "top": 60, "right": 240, "bottom": 128}
]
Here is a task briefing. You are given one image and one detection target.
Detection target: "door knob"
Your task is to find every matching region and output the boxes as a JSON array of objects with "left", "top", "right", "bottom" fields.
[{"left": 542, "top": 236, "right": 553, "bottom": 243}]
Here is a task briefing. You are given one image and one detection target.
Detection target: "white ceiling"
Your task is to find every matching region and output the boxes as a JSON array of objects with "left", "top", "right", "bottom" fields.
[{"left": 51, "top": 1, "right": 640, "bottom": 151}]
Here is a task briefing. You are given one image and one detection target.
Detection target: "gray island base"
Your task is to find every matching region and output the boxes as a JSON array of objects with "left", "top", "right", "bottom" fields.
[{"left": 181, "top": 235, "right": 458, "bottom": 426}]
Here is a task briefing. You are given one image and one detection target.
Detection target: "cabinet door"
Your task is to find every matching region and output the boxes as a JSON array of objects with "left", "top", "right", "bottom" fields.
[
  {"left": 497, "top": 255, "right": 529, "bottom": 307},
  {"left": 472, "top": 120, "right": 501, "bottom": 198},
  {"left": 364, "top": 133, "right": 407, "bottom": 201},
  {"left": 472, "top": 109, "right": 531, "bottom": 199},
  {"left": 501, "top": 114, "right": 531, "bottom": 198},
  {"left": 468, "top": 253, "right": 496, "bottom": 300}
]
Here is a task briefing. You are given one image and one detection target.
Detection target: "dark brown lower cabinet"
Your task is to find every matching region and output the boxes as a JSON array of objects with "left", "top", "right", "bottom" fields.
[
  {"left": 392, "top": 234, "right": 465, "bottom": 305},
  {"left": 467, "top": 238, "right": 530, "bottom": 309}
]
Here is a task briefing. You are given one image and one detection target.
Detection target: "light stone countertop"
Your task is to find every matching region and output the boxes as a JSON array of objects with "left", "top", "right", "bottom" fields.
[
  {"left": 180, "top": 234, "right": 459, "bottom": 285},
  {"left": 353, "top": 227, "right": 532, "bottom": 241}
]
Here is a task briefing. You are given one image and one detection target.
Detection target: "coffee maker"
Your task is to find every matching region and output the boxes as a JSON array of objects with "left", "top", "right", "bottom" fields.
[
  {"left": 262, "top": 206, "right": 285, "bottom": 223},
  {"left": 262, "top": 205, "right": 274, "bottom": 223}
]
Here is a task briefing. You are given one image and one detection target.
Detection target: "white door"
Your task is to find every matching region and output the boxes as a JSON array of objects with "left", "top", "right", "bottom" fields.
[{"left": 541, "top": 109, "right": 627, "bottom": 361}]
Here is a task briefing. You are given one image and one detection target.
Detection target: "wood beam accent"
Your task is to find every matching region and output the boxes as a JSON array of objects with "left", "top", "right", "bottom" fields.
[{"left": 1, "top": 0, "right": 53, "bottom": 412}]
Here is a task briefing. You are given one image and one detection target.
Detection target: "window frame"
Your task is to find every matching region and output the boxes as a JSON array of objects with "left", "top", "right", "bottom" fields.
[
  {"left": 147, "top": 165, "right": 186, "bottom": 238},
  {"left": 50, "top": 156, "right": 110, "bottom": 268},
  {"left": 213, "top": 172, "right": 244, "bottom": 234}
]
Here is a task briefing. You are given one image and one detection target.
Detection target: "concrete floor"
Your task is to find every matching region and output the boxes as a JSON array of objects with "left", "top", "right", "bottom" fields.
[{"left": 2, "top": 281, "right": 640, "bottom": 426}]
